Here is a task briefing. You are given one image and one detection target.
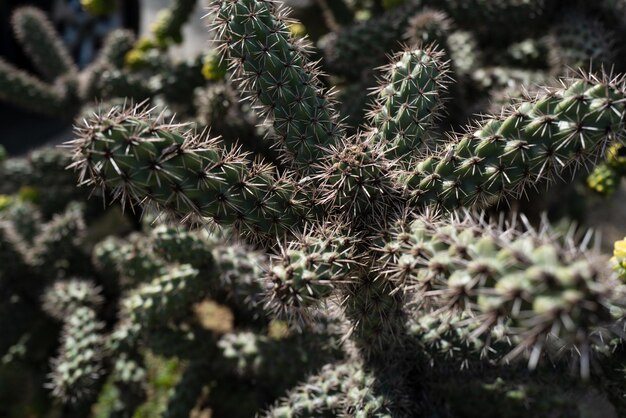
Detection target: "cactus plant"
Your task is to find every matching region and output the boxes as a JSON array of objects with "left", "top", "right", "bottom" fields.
[{"left": 5, "top": 0, "right": 626, "bottom": 417}]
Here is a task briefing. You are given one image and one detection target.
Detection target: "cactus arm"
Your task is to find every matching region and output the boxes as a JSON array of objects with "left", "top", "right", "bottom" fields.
[
  {"left": 11, "top": 7, "right": 78, "bottom": 82},
  {"left": 212, "top": 0, "right": 344, "bottom": 173},
  {"left": 67, "top": 105, "right": 310, "bottom": 242},
  {"left": 399, "top": 73, "right": 626, "bottom": 210}
]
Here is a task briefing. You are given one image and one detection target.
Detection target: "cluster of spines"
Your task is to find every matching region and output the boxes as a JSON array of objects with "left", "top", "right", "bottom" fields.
[
  {"left": 265, "top": 360, "right": 393, "bottom": 417},
  {"left": 267, "top": 223, "right": 357, "bottom": 314},
  {"left": 49, "top": 306, "right": 105, "bottom": 403},
  {"left": 122, "top": 264, "right": 204, "bottom": 326},
  {"left": 368, "top": 47, "right": 450, "bottom": 162},
  {"left": 42, "top": 279, "right": 103, "bottom": 321}
]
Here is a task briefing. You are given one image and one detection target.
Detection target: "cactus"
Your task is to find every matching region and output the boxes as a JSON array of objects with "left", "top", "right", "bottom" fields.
[
  {"left": 69, "top": 106, "right": 312, "bottom": 241},
  {"left": 318, "top": 0, "right": 422, "bottom": 79},
  {"left": 0, "top": 4, "right": 209, "bottom": 123},
  {"left": 380, "top": 213, "right": 622, "bottom": 374},
  {"left": 11, "top": 7, "right": 78, "bottom": 82},
  {"left": 399, "top": 73, "right": 626, "bottom": 210},
  {"left": 212, "top": 0, "right": 344, "bottom": 173},
  {"left": 81, "top": 29, "right": 137, "bottom": 100},
  {"left": 0, "top": 59, "right": 76, "bottom": 117},
  {"left": 369, "top": 47, "right": 449, "bottom": 161},
  {"left": 6, "top": 0, "right": 626, "bottom": 416},
  {"left": 42, "top": 279, "right": 103, "bottom": 321},
  {"left": 49, "top": 306, "right": 105, "bottom": 403}
]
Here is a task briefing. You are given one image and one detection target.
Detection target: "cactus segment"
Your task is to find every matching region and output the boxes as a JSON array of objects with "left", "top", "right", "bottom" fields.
[
  {"left": 11, "top": 7, "right": 77, "bottom": 81},
  {"left": 49, "top": 306, "right": 105, "bottom": 403},
  {"left": 212, "top": 0, "right": 344, "bottom": 173},
  {"left": 67, "top": 105, "right": 310, "bottom": 241},
  {"left": 377, "top": 213, "right": 625, "bottom": 375},
  {"left": 122, "top": 264, "right": 205, "bottom": 325},
  {"left": 370, "top": 47, "right": 449, "bottom": 161},
  {"left": 0, "top": 59, "right": 72, "bottom": 117},
  {"left": 399, "top": 73, "right": 626, "bottom": 210}
]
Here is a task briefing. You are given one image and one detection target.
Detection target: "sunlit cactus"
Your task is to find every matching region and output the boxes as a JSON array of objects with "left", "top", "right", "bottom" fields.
[{"left": 5, "top": 0, "right": 626, "bottom": 416}]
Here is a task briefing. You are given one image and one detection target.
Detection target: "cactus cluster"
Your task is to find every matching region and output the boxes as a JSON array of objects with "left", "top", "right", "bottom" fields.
[{"left": 4, "top": 0, "right": 626, "bottom": 417}]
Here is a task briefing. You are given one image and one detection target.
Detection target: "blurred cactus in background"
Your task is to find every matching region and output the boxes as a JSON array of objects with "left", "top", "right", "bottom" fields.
[{"left": 3, "top": 0, "right": 626, "bottom": 417}]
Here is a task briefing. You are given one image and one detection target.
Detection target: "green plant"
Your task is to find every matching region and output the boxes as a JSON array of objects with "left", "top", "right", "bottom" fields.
[{"left": 5, "top": 0, "right": 626, "bottom": 417}]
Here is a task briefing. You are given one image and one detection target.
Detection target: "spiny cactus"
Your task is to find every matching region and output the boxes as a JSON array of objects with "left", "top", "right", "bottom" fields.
[
  {"left": 379, "top": 212, "right": 623, "bottom": 374},
  {"left": 68, "top": 107, "right": 311, "bottom": 241},
  {"left": 399, "top": 73, "right": 626, "bottom": 210},
  {"left": 42, "top": 279, "right": 103, "bottom": 321},
  {"left": 7, "top": 0, "right": 626, "bottom": 416},
  {"left": 368, "top": 47, "right": 449, "bottom": 161},
  {"left": 49, "top": 306, "right": 105, "bottom": 403},
  {"left": 212, "top": 0, "right": 344, "bottom": 172}
]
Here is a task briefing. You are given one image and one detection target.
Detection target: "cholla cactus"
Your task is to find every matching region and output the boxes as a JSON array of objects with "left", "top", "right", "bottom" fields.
[{"left": 6, "top": 0, "right": 626, "bottom": 416}]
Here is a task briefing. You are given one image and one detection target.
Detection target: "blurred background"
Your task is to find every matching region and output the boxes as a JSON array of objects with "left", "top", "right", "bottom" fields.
[{"left": 0, "top": 0, "right": 212, "bottom": 155}]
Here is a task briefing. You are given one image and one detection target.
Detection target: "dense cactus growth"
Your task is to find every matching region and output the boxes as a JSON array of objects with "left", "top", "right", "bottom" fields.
[{"left": 5, "top": 0, "right": 626, "bottom": 417}]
